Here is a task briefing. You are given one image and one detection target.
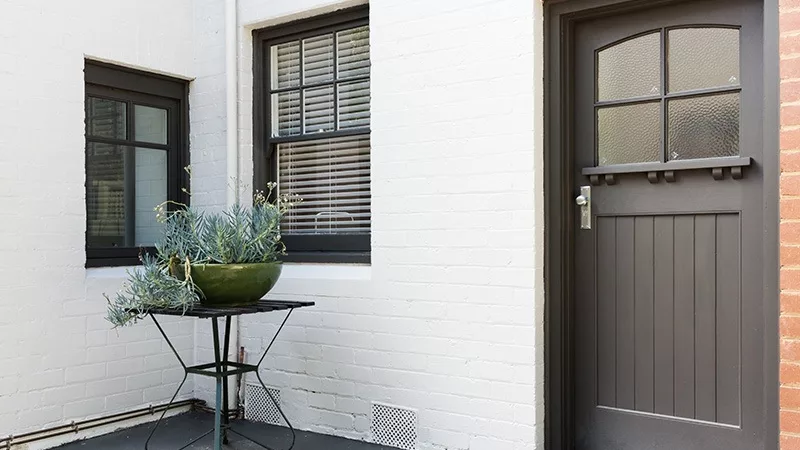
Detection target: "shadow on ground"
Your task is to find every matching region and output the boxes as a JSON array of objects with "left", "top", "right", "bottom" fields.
[{"left": 52, "top": 411, "right": 391, "bottom": 450}]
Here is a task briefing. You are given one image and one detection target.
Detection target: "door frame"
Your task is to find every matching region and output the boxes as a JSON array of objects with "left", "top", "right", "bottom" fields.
[{"left": 542, "top": 0, "right": 780, "bottom": 448}]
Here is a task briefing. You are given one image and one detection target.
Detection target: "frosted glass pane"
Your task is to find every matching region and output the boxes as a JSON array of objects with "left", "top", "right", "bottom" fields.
[
  {"left": 338, "top": 80, "right": 370, "bottom": 129},
  {"left": 304, "top": 86, "right": 334, "bottom": 133},
  {"left": 668, "top": 28, "right": 739, "bottom": 93},
  {"left": 598, "top": 102, "right": 660, "bottom": 166},
  {"left": 134, "top": 105, "right": 167, "bottom": 145},
  {"left": 598, "top": 32, "right": 661, "bottom": 101},
  {"left": 271, "top": 91, "right": 300, "bottom": 136},
  {"left": 303, "top": 34, "right": 334, "bottom": 84},
  {"left": 668, "top": 93, "right": 739, "bottom": 160},
  {"left": 271, "top": 41, "right": 300, "bottom": 89}
]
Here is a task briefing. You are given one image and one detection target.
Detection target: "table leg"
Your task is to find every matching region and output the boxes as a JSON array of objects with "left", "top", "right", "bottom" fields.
[
  {"left": 212, "top": 318, "right": 223, "bottom": 450},
  {"left": 221, "top": 315, "right": 232, "bottom": 444},
  {"left": 145, "top": 314, "right": 189, "bottom": 450},
  {"left": 227, "top": 308, "right": 297, "bottom": 450}
]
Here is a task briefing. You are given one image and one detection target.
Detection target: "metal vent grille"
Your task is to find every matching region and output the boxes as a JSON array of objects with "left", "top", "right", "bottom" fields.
[
  {"left": 371, "top": 403, "right": 418, "bottom": 450},
  {"left": 244, "top": 384, "right": 282, "bottom": 425}
]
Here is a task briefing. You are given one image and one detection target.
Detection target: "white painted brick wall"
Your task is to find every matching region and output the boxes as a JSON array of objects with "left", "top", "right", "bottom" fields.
[
  {"left": 196, "top": 0, "right": 546, "bottom": 449},
  {"left": 0, "top": 0, "right": 545, "bottom": 447},
  {"left": 0, "top": 0, "right": 197, "bottom": 438}
]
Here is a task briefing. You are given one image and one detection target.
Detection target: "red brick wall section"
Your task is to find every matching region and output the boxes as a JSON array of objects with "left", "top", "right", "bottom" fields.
[{"left": 782, "top": 1, "right": 800, "bottom": 448}]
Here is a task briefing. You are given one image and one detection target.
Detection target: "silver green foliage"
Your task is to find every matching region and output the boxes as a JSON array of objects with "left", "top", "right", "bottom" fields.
[{"left": 105, "top": 184, "right": 298, "bottom": 328}]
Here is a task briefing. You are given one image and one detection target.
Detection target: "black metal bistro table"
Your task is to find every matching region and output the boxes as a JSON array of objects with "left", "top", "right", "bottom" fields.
[{"left": 142, "top": 300, "right": 315, "bottom": 450}]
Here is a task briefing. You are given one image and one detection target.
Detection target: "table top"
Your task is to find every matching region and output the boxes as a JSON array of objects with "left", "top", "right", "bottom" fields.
[{"left": 146, "top": 299, "right": 315, "bottom": 318}]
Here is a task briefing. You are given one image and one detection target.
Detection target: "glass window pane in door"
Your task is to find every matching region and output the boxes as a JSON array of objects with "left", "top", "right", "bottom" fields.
[
  {"left": 667, "top": 93, "right": 739, "bottom": 160},
  {"left": 134, "top": 105, "right": 167, "bottom": 145},
  {"left": 597, "top": 102, "right": 661, "bottom": 165},
  {"left": 598, "top": 32, "right": 661, "bottom": 101},
  {"left": 668, "top": 28, "right": 739, "bottom": 93}
]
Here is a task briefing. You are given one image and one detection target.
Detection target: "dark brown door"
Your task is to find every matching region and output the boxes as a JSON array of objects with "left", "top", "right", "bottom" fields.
[{"left": 572, "top": 0, "right": 766, "bottom": 448}]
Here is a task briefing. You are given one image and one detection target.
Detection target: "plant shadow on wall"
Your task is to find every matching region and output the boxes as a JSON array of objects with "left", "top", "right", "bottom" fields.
[{"left": 105, "top": 171, "right": 301, "bottom": 328}]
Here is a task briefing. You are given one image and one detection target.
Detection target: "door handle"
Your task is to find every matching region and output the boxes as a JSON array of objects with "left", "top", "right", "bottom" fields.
[{"left": 576, "top": 185, "right": 591, "bottom": 230}]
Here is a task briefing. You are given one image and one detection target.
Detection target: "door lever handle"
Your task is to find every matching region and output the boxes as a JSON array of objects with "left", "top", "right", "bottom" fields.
[{"left": 576, "top": 186, "right": 591, "bottom": 229}]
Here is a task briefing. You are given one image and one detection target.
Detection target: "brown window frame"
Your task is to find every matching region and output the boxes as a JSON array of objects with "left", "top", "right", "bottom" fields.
[
  {"left": 253, "top": 6, "right": 371, "bottom": 264},
  {"left": 84, "top": 61, "right": 189, "bottom": 268}
]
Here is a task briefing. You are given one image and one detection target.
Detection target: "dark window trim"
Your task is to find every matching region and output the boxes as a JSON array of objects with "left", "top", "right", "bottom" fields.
[
  {"left": 84, "top": 60, "right": 190, "bottom": 268},
  {"left": 253, "top": 6, "right": 371, "bottom": 264}
]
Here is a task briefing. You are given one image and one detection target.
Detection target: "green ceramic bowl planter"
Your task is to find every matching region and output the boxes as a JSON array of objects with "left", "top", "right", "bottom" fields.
[
  {"left": 104, "top": 183, "right": 300, "bottom": 327},
  {"left": 173, "top": 262, "right": 283, "bottom": 307}
]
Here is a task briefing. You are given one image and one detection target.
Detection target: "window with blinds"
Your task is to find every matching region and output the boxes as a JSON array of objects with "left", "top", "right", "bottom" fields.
[{"left": 260, "top": 9, "right": 371, "bottom": 261}]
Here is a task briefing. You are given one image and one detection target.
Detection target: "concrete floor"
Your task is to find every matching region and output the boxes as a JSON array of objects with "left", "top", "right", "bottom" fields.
[{"left": 53, "top": 411, "right": 392, "bottom": 450}]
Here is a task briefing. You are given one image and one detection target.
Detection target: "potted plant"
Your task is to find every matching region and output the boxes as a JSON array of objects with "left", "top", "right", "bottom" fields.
[{"left": 105, "top": 183, "right": 298, "bottom": 327}]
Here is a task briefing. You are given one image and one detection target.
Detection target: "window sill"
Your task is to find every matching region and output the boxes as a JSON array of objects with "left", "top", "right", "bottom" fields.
[{"left": 281, "top": 252, "right": 370, "bottom": 264}]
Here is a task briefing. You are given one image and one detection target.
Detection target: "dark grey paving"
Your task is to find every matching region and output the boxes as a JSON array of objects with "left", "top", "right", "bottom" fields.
[{"left": 52, "top": 411, "right": 390, "bottom": 450}]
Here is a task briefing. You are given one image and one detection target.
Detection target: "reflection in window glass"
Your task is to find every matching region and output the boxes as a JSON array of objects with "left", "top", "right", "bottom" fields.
[{"left": 87, "top": 97, "right": 126, "bottom": 139}]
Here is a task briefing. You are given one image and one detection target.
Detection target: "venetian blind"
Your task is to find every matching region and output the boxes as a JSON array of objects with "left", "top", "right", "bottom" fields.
[
  {"left": 278, "top": 135, "right": 370, "bottom": 234},
  {"left": 269, "top": 24, "right": 371, "bottom": 236}
]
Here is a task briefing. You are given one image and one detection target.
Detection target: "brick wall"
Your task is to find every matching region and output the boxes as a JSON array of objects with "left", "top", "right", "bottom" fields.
[
  {"left": 0, "top": 0, "right": 196, "bottom": 440},
  {"left": 783, "top": 0, "right": 800, "bottom": 447}
]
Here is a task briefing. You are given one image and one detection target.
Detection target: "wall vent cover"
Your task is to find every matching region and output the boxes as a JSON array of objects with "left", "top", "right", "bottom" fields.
[
  {"left": 371, "top": 402, "right": 418, "bottom": 450},
  {"left": 244, "top": 384, "right": 282, "bottom": 425}
]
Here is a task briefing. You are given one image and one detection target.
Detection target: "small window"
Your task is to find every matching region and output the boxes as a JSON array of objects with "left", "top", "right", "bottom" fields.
[
  {"left": 84, "top": 61, "right": 188, "bottom": 267},
  {"left": 255, "top": 7, "right": 370, "bottom": 263}
]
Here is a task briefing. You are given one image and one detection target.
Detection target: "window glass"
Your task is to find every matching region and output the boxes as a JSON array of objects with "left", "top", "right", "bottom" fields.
[
  {"left": 598, "top": 102, "right": 661, "bottom": 165},
  {"left": 278, "top": 136, "right": 371, "bottom": 235},
  {"left": 337, "top": 26, "right": 370, "bottom": 79},
  {"left": 87, "top": 97, "right": 126, "bottom": 139},
  {"left": 668, "top": 28, "right": 739, "bottom": 93},
  {"left": 134, "top": 105, "right": 168, "bottom": 145},
  {"left": 303, "top": 34, "right": 334, "bottom": 84},
  {"left": 271, "top": 41, "right": 300, "bottom": 89},
  {"left": 668, "top": 93, "right": 740, "bottom": 160},
  {"left": 597, "top": 32, "right": 661, "bottom": 101}
]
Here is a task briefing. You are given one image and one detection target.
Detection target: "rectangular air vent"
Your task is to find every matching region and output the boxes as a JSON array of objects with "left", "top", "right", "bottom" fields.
[
  {"left": 371, "top": 402, "right": 418, "bottom": 450},
  {"left": 244, "top": 384, "right": 282, "bottom": 425}
]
